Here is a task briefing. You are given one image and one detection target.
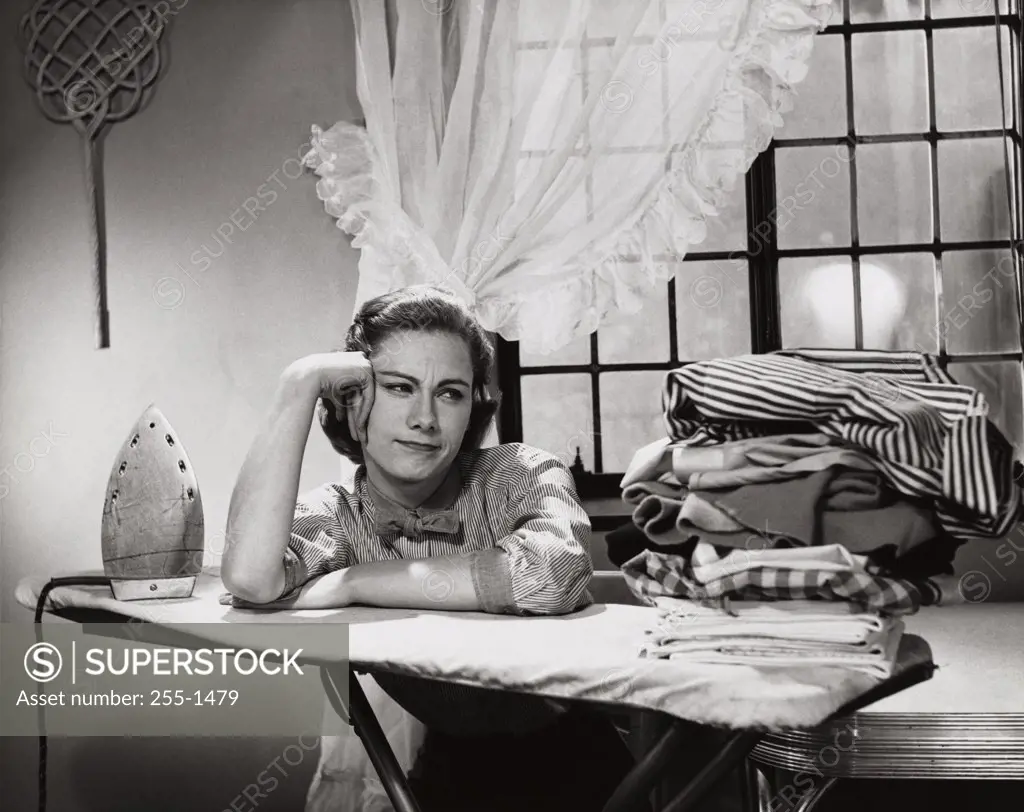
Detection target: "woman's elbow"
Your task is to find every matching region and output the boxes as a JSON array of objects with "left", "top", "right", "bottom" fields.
[
  {"left": 558, "top": 559, "right": 594, "bottom": 613},
  {"left": 533, "top": 552, "right": 593, "bottom": 615},
  {"left": 221, "top": 566, "right": 283, "bottom": 605}
]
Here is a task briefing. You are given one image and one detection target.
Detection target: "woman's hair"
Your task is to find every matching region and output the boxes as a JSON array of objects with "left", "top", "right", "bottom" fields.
[{"left": 317, "top": 284, "right": 500, "bottom": 464}]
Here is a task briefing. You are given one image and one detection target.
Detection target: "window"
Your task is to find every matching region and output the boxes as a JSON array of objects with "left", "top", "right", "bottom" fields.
[{"left": 497, "top": 0, "right": 1024, "bottom": 498}]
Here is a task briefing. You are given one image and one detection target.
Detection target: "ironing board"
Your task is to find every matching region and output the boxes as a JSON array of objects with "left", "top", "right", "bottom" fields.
[{"left": 16, "top": 572, "right": 936, "bottom": 812}]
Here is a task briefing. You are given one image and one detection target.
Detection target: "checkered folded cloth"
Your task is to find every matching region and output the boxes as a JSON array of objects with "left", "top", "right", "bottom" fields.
[{"left": 621, "top": 549, "right": 927, "bottom": 616}]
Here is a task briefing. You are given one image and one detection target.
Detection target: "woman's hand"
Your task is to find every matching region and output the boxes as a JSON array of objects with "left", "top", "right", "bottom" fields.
[
  {"left": 218, "top": 592, "right": 298, "bottom": 610},
  {"left": 285, "top": 351, "right": 375, "bottom": 445}
]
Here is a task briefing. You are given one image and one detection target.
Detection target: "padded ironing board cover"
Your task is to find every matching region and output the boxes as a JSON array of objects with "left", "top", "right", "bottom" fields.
[{"left": 17, "top": 572, "right": 932, "bottom": 810}]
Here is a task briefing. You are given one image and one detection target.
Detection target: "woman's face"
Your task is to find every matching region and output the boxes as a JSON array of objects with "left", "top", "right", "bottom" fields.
[{"left": 362, "top": 329, "right": 475, "bottom": 483}]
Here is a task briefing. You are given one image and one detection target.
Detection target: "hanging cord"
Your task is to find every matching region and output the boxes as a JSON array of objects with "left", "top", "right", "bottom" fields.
[{"left": 33, "top": 576, "right": 113, "bottom": 812}]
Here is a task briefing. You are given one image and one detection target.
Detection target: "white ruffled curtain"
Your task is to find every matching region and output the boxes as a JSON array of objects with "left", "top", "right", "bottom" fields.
[{"left": 304, "top": 0, "right": 835, "bottom": 356}]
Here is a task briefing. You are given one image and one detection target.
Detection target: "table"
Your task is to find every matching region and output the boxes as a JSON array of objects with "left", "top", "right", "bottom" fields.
[
  {"left": 16, "top": 572, "right": 936, "bottom": 812},
  {"left": 748, "top": 603, "right": 1024, "bottom": 812}
]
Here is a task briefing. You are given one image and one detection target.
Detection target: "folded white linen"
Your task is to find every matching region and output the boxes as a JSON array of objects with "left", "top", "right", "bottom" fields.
[
  {"left": 644, "top": 632, "right": 890, "bottom": 657},
  {"left": 652, "top": 596, "right": 889, "bottom": 640},
  {"left": 647, "top": 621, "right": 905, "bottom": 680}
]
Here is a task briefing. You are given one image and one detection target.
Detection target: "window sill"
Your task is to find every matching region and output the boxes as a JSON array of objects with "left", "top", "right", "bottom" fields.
[{"left": 582, "top": 496, "right": 631, "bottom": 531}]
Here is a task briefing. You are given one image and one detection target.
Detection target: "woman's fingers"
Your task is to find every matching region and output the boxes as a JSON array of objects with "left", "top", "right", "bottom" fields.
[
  {"left": 219, "top": 592, "right": 288, "bottom": 610},
  {"left": 357, "top": 375, "right": 375, "bottom": 445},
  {"left": 321, "top": 363, "right": 374, "bottom": 447},
  {"left": 346, "top": 391, "right": 360, "bottom": 444}
]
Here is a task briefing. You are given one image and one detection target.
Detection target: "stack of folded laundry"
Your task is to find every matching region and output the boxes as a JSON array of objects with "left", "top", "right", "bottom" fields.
[
  {"left": 610, "top": 349, "right": 1024, "bottom": 676},
  {"left": 644, "top": 595, "right": 903, "bottom": 679}
]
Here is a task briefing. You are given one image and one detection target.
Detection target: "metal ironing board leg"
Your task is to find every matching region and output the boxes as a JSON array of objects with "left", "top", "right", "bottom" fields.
[
  {"left": 320, "top": 664, "right": 423, "bottom": 812},
  {"left": 601, "top": 725, "right": 762, "bottom": 812},
  {"left": 655, "top": 731, "right": 763, "bottom": 812},
  {"left": 601, "top": 720, "right": 690, "bottom": 812}
]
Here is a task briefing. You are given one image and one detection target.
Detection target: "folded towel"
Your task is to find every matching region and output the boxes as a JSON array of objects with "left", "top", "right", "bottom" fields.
[
  {"left": 625, "top": 469, "right": 943, "bottom": 561},
  {"left": 647, "top": 622, "right": 904, "bottom": 680},
  {"left": 640, "top": 597, "right": 905, "bottom": 679},
  {"left": 622, "top": 479, "right": 685, "bottom": 507},
  {"left": 651, "top": 596, "right": 889, "bottom": 643}
]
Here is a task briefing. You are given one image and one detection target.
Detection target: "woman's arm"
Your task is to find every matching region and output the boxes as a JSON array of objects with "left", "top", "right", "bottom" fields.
[
  {"left": 221, "top": 552, "right": 498, "bottom": 611},
  {"left": 493, "top": 447, "right": 595, "bottom": 615},
  {"left": 220, "top": 368, "right": 320, "bottom": 604},
  {"left": 221, "top": 352, "right": 373, "bottom": 604}
]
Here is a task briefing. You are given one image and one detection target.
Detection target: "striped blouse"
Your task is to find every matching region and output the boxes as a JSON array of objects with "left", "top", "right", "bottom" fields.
[
  {"left": 282, "top": 442, "right": 594, "bottom": 613},
  {"left": 661, "top": 349, "right": 1023, "bottom": 540},
  {"left": 282, "top": 442, "right": 595, "bottom": 735}
]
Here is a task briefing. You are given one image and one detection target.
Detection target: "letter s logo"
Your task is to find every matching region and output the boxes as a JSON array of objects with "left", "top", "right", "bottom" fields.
[{"left": 24, "top": 643, "right": 63, "bottom": 682}]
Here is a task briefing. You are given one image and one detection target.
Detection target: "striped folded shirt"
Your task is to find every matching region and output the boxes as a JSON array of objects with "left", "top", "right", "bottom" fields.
[{"left": 660, "top": 348, "right": 1022, "bottom": 539}]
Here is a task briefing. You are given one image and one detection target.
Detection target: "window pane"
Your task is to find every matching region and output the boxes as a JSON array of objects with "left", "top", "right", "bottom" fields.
[
  {"left": 947, "top": 361, "right": 1024, "bottom": 457},
  {"left": 517, "top": 49, "right": 583, "bottom": 151},
  {"left": 857, "top": 142, "right": 933, "bottom": 245},
  {"left": 852, "top": 32, "right": 929, "bottom": 135},
  {"left": 778, "top": 34, "right": 847, "bottom": 139},
  {"left": 941, "top": 250, "right": 1021, "bottom": 354},
  {"left": 930, "top": 0, "right": 1011, "bottom": 19},
  {"left": 851, "top": 0, "right": 925, "bottom": 22},
  {"left": 862, "top": 254, "right": 937, "bottom": 352},
  {"left": 521, "top": 373, "right": 595, "bottom": 470},
  {"left": 938, "top": 138, "right": 1014, "bottom": 241},
  {"left": 780, "top": 257, "right": 856, "bottom": 348},
  {"left": 599, "top": 371, "right": 668, "bottom": 471},
  {"left": 520, "top": 331, "right": 591, "bottom": 367},
  {"left": 775, "top": 146, "right": 852, "bottom": 249},
  {"left": 588, "top": 45, "right": 665, "bottom": 149},
  {"left": 934, "top": 27, "right": 1013, "bottom": 132},
  {"left": 516, "top": 156, "right": 588, "bottom": 244},
  {"left": 598, "top": 277, "right": 671, "bottom": 364},
  {"left": 517, "top": 0, "right": 575, "bottom": 42},
  {"left": 674, "top": 260, "right": 751, "bottom": 360},
  {"left": 587, "top": 0, "right": 661, "bottom": 38},
  {"left": 669, "top": 45, "right": 747, "bottom": 137}
]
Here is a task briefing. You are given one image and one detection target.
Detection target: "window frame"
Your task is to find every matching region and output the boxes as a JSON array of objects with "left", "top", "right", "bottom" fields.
[{"left": 496, "top": 2, "right": 1024, "bottom": 500}]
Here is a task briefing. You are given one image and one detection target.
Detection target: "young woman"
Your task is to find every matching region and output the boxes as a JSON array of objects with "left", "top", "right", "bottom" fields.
[{"left": 220, "top": 285, "right": 634, "bottom": 811}]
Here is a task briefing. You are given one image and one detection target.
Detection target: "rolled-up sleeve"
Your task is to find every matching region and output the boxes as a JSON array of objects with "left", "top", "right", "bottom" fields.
[
  {"left": 278, "top": 485, "right": 350, "bottom": 600},
  {"left": 471, "top": 449, "right": 594, "bottom": 616}
]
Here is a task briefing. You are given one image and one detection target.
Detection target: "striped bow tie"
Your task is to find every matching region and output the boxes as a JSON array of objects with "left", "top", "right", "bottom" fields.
[{"left": 373, "top": 505, "right": 461, "bottom": 539}]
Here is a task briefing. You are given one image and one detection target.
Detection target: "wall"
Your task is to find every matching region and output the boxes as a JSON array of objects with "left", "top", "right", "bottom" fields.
[{"left": 1, "top": 1, "right": 360, "bottom": 809}]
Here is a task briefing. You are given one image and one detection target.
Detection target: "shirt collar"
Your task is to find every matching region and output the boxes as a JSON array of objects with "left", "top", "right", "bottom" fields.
[{"left": 359, "top": 459, "right": 463, "bottom": 517}]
